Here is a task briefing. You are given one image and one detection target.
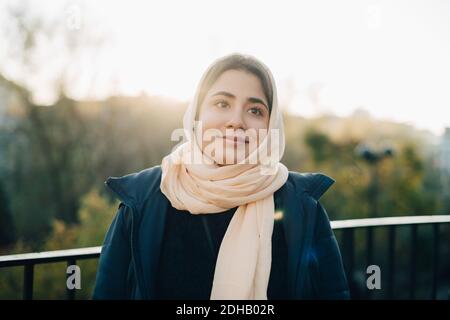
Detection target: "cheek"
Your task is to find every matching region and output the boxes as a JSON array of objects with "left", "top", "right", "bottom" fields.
[
  {"left": 246, "top": 116, "right": 269, "bottom": 138},
  {"left": 197, "top": 109, "right": 223, "bottom": 151}
]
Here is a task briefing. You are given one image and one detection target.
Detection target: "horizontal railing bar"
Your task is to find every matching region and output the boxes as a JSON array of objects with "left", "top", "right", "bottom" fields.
[
  {"left": 331, "top": 215, "right": 450, "bottom": 229},
  {"left": 0, "top": 246, "right": 101, "bottom": 268},
  {"left": 0, "top": 216, "right": 449, "bottom": 268}
]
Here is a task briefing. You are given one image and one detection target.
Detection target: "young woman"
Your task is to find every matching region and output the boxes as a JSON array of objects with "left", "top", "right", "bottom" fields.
[{"left": 93, "top": 53, "right": 349, "bottom": 300}]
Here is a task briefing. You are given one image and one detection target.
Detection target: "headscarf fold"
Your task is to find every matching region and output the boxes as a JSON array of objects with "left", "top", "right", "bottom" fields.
[{"left": 160, "top": 53, "right": 289, "bottom": 299}]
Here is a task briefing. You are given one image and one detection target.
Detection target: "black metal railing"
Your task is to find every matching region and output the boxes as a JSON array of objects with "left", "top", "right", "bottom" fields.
[
  {"left": 0, "top": 246, "right": 100, "bottom": 300},
  {"left": 332, "top": 215, "right": 450, "bottom": 300},
  {"left": 1, "top": 215, "right": 449, "bottom": 300}
]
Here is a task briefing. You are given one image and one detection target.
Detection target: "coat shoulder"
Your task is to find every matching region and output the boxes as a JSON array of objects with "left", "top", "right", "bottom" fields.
[
  {"left": 104, "top": 165, "right": 162, "bottom": 208},
  {"left": 287, "top": 171, "right": 335, "bottom": 201}
]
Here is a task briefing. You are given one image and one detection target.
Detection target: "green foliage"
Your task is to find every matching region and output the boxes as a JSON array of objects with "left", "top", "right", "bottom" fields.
[{"left": 298, "top": 117, "right": 444, "bottom": 220}]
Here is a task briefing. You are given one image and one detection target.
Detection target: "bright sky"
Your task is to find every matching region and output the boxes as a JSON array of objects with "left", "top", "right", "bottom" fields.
[{"left": 1, "top": 0, "right": 450, "bottom": 135}]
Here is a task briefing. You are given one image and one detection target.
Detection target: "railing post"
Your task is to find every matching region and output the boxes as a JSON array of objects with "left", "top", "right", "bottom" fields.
[
  {"left": 66, "top": 259, "right": 77, "bottom": 300},
  {"left": 343, "top": 228, "right": 355, "bottom": 298},
  {"left": 366, "top": 226, "right": 374, "bottom": 299},
  {"left": 431, "top": 223, "right": 440, "bottom": 299},
  {"left": 387, "top": 225, "right": 396, "bottom": 299},
  {"left": 409, "top": 224, "right": 417, "bottom": 299},
  {"left": 23, "top": 264, "right": 34, "bottom": 300}
]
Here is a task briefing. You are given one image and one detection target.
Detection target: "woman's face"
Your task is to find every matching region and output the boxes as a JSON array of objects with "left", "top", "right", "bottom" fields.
[{"left": 197, "top": 69, "right": 270, "bottom": 165}]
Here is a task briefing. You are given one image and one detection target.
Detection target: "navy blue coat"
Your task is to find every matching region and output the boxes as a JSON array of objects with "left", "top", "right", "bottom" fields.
[{"left": 92, "top": 165, "right": 350, "bottom": 299}]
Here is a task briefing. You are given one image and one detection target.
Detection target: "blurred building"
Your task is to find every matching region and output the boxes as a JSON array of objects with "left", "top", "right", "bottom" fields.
[
  {"left": 441, "top": 127, "right": 450, "bottom": 175},
  {"left": 440, "top": 127, "right": 450, "bottom": 213}
]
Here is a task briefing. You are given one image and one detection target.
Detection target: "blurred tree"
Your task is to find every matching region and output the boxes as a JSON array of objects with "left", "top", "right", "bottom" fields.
[
  {"left": 0, "top": 3, "right": 108, "bottom": 243},
  {"left": 304, "top": 129, "right": 333, "bottom": 164},
  {"left": 0, "top": 181, "right": 15, "bottom": 248},
  {"left": 301, "top": 122, "right": 442, "bottom": 219}
]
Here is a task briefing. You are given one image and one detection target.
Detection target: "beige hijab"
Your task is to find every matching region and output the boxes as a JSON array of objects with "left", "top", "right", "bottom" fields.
[{"left": 160, "top": 53, "right": 289, "bottom": 299}]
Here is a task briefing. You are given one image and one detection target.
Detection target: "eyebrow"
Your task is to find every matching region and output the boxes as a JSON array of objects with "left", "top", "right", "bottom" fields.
[{"left": 210, "top": 91, "right": 269, "bottom": 111}]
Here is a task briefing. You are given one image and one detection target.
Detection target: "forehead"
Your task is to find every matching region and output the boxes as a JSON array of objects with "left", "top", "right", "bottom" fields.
[{"left": 207, "top": 69, "right": 266, "bottom": 100}]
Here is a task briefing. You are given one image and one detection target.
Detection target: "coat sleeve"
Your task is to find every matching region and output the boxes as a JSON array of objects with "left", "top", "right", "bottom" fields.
[
  {"left": 312, "top": 201, "right": 350, "bottom": 299},
  {"left": 92, "top": 202, "right": 132, "bottom": 299}
]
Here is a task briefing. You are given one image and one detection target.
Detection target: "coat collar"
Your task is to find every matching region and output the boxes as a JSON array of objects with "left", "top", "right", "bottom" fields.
[{"left": 105, "top": 165, "right": 335, "bottom": 299}]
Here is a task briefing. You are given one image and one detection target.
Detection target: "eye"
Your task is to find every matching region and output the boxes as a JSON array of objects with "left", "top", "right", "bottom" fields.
[
  {"left": 248, "top": 106, "right": 264, "bottom": 117},
  {"left": 214, "top": 100, "right": 229, "bottom": 109}
]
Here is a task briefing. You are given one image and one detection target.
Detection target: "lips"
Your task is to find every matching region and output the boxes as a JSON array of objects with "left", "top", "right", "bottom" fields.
[{"left": 223, "top": 135, "right": 249, "bottom": 144}]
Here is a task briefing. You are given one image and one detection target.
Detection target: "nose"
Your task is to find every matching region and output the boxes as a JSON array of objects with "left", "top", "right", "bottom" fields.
[{"left": 225, "top": 107, "right": 246, "bottom": 131}]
